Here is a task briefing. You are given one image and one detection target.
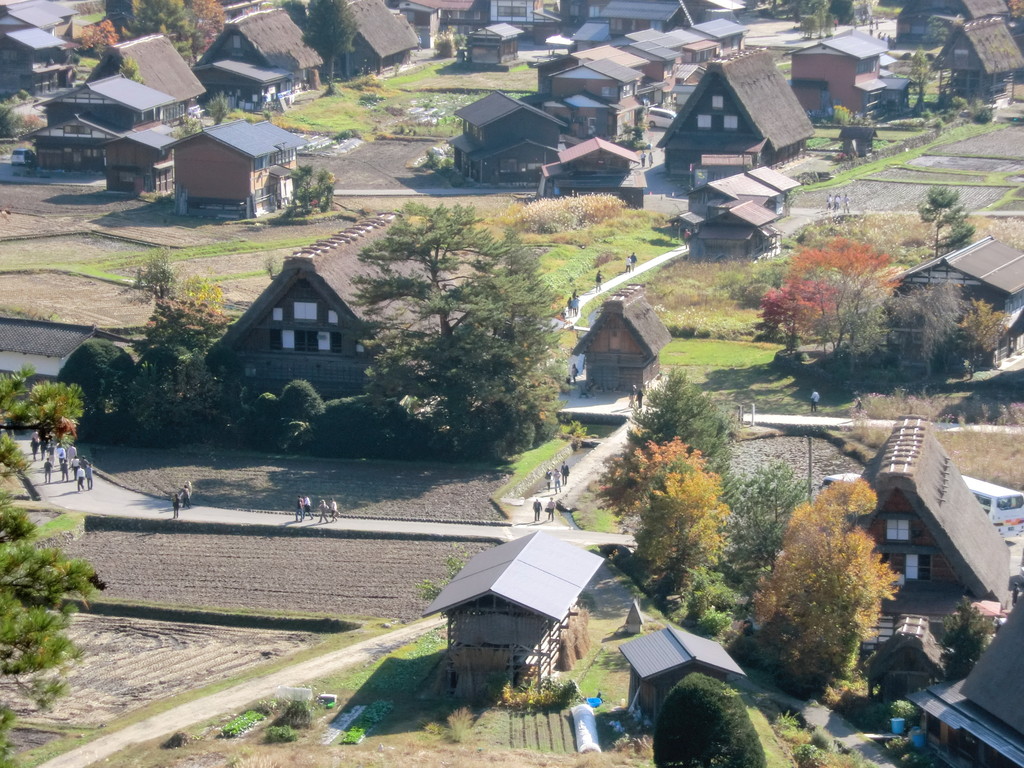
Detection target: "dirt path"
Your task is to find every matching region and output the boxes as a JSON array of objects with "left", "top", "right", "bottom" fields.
[{"left": 36, "top": 617, "right": 444, "bottom": 768}]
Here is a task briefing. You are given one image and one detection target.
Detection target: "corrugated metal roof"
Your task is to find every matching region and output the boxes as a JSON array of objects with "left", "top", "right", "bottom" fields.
[
  {"left": 117, "top": 126, "right": 176, "bottom": 150},
  {"left": 912, "top": 682, "right": 1024, "bottom": 766},
  {"left": 620, "top": 626, "right": 746, "bottom": 680},
  {"left": 746, "top": 165, "right": 801, "bottom": 192},
  {"left": 579, "top": 58, "right": 643, "bottom": 82},
  {"left": 5, "top": 26, "right": 65, "bottom": 49},
  {"left": 573, "top": 20, "right": 610, "bottom": 41},
  {"left": 198, "top": 120, "right": 305, "bottom": 157},
  {"left": 4, "top": 5, "right": 61, "bottom": 26},
  {"left": 819, "top": 30, "right": 888, "bottom": 58},
  {"left": 482, "top": 22, "right": 523, "bottom": 37},
  {"left": 600, "top": 0, "right": 680, "bottom": 20},
  {"left": 691, "top": 18, "right": 747, "bottom": 37},
  {"left": 209, "top": 59, "right": 292, "bottom": 83},
  {"left": 454, "top": 91, "right": 561, "bottom": 127},
  {"left": 423, "top": 532, "right": 604, "bottom": 621},
  {"left": 709, "top": 173, "right": 779, "bottom": 198},
  {"left": 86, "top": 76, "right": 175, "bottom": 111}
]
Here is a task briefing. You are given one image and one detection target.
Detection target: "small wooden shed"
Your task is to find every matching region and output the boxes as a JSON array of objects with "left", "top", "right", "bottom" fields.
[
  {"left": 572, "top": 285, "right": 670, "bottom": 392},
  {"left": 839, "top": 126, "right": 877, "bottom": 157},
  {"left": 867, "top": 615, "right": 944, "bottom": 703},
  {"left": 620, "top": 625, "right": 746, "bottom": 724},
  {"left": 468, "top": 23, "right": 523, "bottom": 65},
  {"left": 423, "top": 532, "right": 603, "bottom": 698}
]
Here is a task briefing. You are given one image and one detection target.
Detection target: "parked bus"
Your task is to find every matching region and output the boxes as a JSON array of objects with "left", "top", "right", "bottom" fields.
[{"left": 962, "top": 476, "right": 1024, "bottom": 537}]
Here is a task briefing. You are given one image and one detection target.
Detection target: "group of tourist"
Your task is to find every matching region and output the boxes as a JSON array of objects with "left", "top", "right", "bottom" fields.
[
  {"left": 295, "top": 495, "right": 341, "bottom": 523},
  {"left": 533, "top": 461, "right": 572, "bottom": 523},
  {"left": 825, "top": 193, "right": 850, "bottom": 214},
  {"left": 30, "top": 431, "right": 93, "bottom": 492},
  {"left": 171, "top": 481, "right": 192, "bottom": 519}
]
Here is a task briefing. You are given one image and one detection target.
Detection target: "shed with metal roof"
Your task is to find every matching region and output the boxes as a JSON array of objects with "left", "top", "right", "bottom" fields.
[
  {"left": 620, "top": 625, "right": 746, "bottom": 723},
  {"left": 423, "top": 532, "right": 603, "bottom": 697}
]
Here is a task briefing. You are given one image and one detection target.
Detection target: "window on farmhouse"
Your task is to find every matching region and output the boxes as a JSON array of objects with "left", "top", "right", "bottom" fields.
[
  {"left": 697, "top": 114, "right": 711, "bottom": 129},
  {"left": 711, "top": 95, "right": 723, "bottom": 109},
  {"left": 886, "top": 518, "right": 910, "bottom": 541},
  {"left": 723, "top": 115, "right": 738, "bottom": 130},
  {"left": 293, "top": 301, "right": 317, "bottom": 321},
  {"left": 294, "top": 330, "right": 318, "bottom": 352}
]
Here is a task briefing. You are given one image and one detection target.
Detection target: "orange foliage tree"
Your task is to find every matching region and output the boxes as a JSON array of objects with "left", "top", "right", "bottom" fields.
[
  {"left": 601, "top": 438, "right": 729, "bottom": 598},
  {"left": 187, "top": 0, "right": 224, "bottom": 55},
  {"left": 754, "top": 481, "right": 896, "bottom": 696},
  {"left": 760, "top": 238, "right": 896, "bottom": 361},
  {"left": 80, "top": 20, "right": 119, "bottom": 52}
]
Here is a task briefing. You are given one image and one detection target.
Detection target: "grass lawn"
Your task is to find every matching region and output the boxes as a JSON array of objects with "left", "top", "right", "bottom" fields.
[
  {"left": 660, "top": 339, "right": 781, "bottom": 368},
  {"left": 275, "top": 91, "right": 376, "bottom": 135}
]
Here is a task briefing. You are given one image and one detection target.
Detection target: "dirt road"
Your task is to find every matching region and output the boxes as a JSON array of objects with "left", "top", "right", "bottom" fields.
[{"left": 35, "top": 617, "right": 444, "bottom": 768}]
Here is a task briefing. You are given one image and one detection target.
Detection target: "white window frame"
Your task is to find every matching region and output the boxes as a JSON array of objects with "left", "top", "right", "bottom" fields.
[
  {"left": 723, "top": 114, "right": 738, "bottom": 130},
  {"left": 294, "top": 301, "right": 317, "bottom": 321},
  {"left": 282, "top": 330, "right": 295, "bottom": 349},
  {"left": 328, "top": 310, "right": 338, "bottom": 325},
  {"left": 711, "top": 95, "right": 724, "bottom": 109},
  {"left": 886, "top": 518, "right": 910, "bottom": 541},
  {"left": 272, "top": 307, "right": 283, "bottom": 321},
  {"left": 905, "top": 554, "right": 919, "bottom": 580},
  {"left": 697, "top": 114, "right": 712, "bottom": 129},
  {"left": 317, "top": 332, "right": 330, "bottom": 351}
]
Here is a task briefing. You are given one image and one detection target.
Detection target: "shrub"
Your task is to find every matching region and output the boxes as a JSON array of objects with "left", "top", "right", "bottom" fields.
[
  {"left": 446, "top": 706, "right": 474, "bottom": 743},
  {"left": 276, "top": 700, "right": 312, "bottom": 729},
  {"left": 794, "top": 744, "right": 826, "bottom": 768},
  {"left": 890, "top": 700, "right": 918, "bottom": 721},
  {"left": 697, "top": 608, "right": 733, "bottom": 638},
  {"left": 499, "top": 678, "right": 582, "bottom": 711},
  {"left": 335, "top": 128, "right": 362, "bottom": 141},
  {"left": 264, "top": 725, "right": 298, "bottom": 743},
  {"left": 221, "top": 710, "right": 266, "bottom": 737},
  {"left": 162, "top": 731, "right": 192, "bottom": 749},
  {"left": 654, "top": 674, "right": 765, "bottom": 768},
  {"left": 809, "top": 727, "right": 833, "bottom": 751}
]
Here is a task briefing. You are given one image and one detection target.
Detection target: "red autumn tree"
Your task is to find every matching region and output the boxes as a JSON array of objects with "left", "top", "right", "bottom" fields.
[
  {"left": 187, "top": 0, "right": 224, "bottom": 54},
  {"left": 80, "top": 20, "right": 119, "bottom": 52},
  {"left": 761, "top": 238, "right": 895, "bottom": 361}
]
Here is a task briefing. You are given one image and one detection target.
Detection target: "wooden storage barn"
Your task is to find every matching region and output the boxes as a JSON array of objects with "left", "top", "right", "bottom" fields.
[
  {"left": 866, "top": 615, "right": 944, "bottom": 703},
  {"left": 572, "top": 285, "right": 670, "bottom": 392},
  {"left": 423, "top": 532, "right": 603, "bottom": 698},
  {"left": 619, "top": 625, "right": 746, "bottom": 724}
]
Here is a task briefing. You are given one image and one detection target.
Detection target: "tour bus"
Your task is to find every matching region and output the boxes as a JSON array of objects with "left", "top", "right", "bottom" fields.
[{"left": 962, "top": 476, "right": 1024, "bottom": 537}]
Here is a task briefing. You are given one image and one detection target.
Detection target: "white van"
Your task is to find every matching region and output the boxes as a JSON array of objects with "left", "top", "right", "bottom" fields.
[
  {"left": 821, "top": 473, "right": 862, "bottom": 488},
  {"left": 646, "top": 107, "right": 676, "bottom": 129},
  {"left": 10, "top": 148, "right": 35, "bottom": 166},
  {"left": 962, "top": 476, "right": 1024, "bottom": 536}
]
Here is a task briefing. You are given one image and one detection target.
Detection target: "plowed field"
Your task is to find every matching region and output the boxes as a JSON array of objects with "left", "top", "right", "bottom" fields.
[
  {"left": 63, "top": 531, "right": 491, "bottom": 620},
  {"left": 1, "top": 614, "right": 315, "bottom": 727}
]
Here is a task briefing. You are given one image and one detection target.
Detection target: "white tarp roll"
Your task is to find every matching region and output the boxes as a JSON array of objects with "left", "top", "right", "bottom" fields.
[{"left": 572, "top": 703, "right": 601, "bottom": 753}]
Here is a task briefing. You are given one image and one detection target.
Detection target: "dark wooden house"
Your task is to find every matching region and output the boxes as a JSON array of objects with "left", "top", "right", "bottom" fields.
[
  {"left": 450, "top": 91, "right": 565, "bottom": 185},
  {"left": 897, "top": 0, "right": 1007, "bottom": 45},
  {"left": 0, "top": 25, "right": 74, "bottom": 98},
  {"left": 423, "top": 532, "right": 604, "bottom": 698},
  {"left": 911, "top": 604, "right": 1024, "bottom": 768},
  {"left": 545, "top": 58, "right": 644, "bottom": 140},
  {"left": 340, "top": 0, "right": 418, "bottom": 76},
  {"left": 192, "top": 9, "right": 321, "bottom": 111},
  {"left": 219, "top": 214, "right": 396, "bottom": 396},
  {"left": 866, "top": 615, "right": 944, "bottom": 703},
  {"left": 596, "top": 0, "right": 691, "bottom": 36},
  {"left": 860, "top": 418, "right": 1009, "bottom": 626},
  {"left": 899, "top": 237, "right": 1024, "bottom": 365},
  {"left": 840, "top": 125, "right": 878, "bottom": 157},
  {"left": 88, "top": 34, "right": 204, "bottom": 114},
  {"left": 171, "top": 120, "right": 305, "bottom": 218},
  {"left": 936, "top": 17, "right": 1024, "bottom": 104},
  {"left": 467, "top": 23, "right": 522, "bottom": 65},
  {"left": 31, "top": 75, "right": 177, "bottom": 172},
  {"left": 619, "top": 626, "right": 746, "bottom": 725},
  {"left": 538, "top": 136, "right": 645, "bottom": 207},
  {"left": 658, "top": 51, "right": 813, "bottom": 188},
  {"left": 104, "top": 127, "right": 175, "bottom": 193},
  {"left": 572, "top": 285, "right": 670, "bottom": 392}
]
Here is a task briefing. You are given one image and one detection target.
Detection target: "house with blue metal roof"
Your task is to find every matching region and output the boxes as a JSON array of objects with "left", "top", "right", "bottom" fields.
[
  {"left": 0, "top": 24, "right": 74, "bottom": 97},
  {"left": 620, "top": 625, "right": 746, "bottom": 723},
  {"left": 171, "top": 120, "right": 305, "bottom": 218}
]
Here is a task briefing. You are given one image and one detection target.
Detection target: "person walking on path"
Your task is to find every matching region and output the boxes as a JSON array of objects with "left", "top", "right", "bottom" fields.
[
  {"left": 60, "top": 457, "right": 69, "bottom": 482},
  {"left": 571, "top": 362, "right": 578, "bottom": 384},
  {"left": 83, "top": 459, "right": 93, "bottom": 490},
  {"left": 330, "top": 499, "right": 339, "bottom": 522},
  {"left": 318, "top": 499, "right": 330, "bottom": 523},
  {"left": 43, "top": 457, "right": 52, "bottom": 483},
  {"left": 30, "top": 432, "right": 39, "bottom": 461},
  {"left": 303, "top": 496, "right": 312, "bottom": 522},
  {"left": 296, "top": 496, "right": 304, "bottom": 522},
  {"left": 629, "top": 384, "right": 637, "bottom": 408},
  {"left": 181, "top": 484, "right": 191, "bottom": 509},
  {"left": 560, "top": 462, "right": 570, "bottom": 488},
  {"left": 636, "top": 384, "right": 644, "bottom": 410},
  {"left": 826, "top": 194, "right": 832, "bottom": 212},
  {"left": 172, "top": 492, "right": 180, "bottom": 519},
  {"left": 843, "top": 194, "right": 850, "bottom": 213},
  {"left": 546, "top": 498, "right": 556, "bottom": 521},
  {"left": 75, "top": 465, "right": 85, "bottom": 491},
  {"left": 595, "top": 270, "right": 603, "bottom": 292},
  {"left": 554, "top": 471, "right": 562, "bottom": 493},
  {"left": 545, "top": 468, "right": 553, "bottom": 491},
  {"left": 810, "top": 390, "right": 820, "bottom": 413},
  {"left": 533, "top": 497, "right": 542, "bottom": 523}
]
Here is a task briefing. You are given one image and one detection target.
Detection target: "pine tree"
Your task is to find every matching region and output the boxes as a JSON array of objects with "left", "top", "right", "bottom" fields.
[
  {"left": 919, "top": 186, "right": 975, "bottom": 257},
  {"left": 941, "top": 599, "right": 993, "bottom": 680},
  {"left": 354, "top": 203, "right": 559, "bottom": 459},
  {"left": 304, "top": 0, "right": 356, "bottom": 93}
]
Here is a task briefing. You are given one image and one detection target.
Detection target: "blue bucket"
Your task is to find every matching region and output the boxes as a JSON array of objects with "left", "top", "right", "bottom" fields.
[
  {"left": 911, "top": 728, "right": 926, "bottom": 748},
  {"left": 891, "top": 718, "right": 906, "bottom": 735}
]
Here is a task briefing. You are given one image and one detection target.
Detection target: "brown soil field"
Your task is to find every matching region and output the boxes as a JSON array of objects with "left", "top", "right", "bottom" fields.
[
  {"left": 0, "top": 185, "right": 145, "bottom": 216},
  {"left": 0, "top": 233, "right": 154, "bottom": 268},
  {"left": 940, "top": 127, "right": 1024, "bottom": 158},
  {"left": 794, "top": 180, "right": 1011, "bottom": 211},
  {"left": 909, "top": 154, "right": 1024, "bottom": 173},
  {"left": 62, "top": 532, "right": 491, "bottom": 620},
  {"left": 2, "top": 614, "right": 316, "bottom": 728},
  {"left": 870, "top": 168, "right": 989, "bottom": 184},
  {"left": 308, "top": 139, "right": 441, "bottom": 190},
  {"left": 86, "top": 446, "right": 507, "bottom": 522},
  {"left": 0, "top": 272, "right": 153, "bottom": 327}
]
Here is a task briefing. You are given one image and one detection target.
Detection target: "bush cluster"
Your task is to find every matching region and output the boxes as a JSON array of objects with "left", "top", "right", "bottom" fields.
[
  {"left": 221, "top": 710, "right": 266, "bottom": 738},
  {"left": 264, "top": 725, "right": 298, "bottom": 743},
  {"left": 498, "top": 678, "right": 582, "bottom": 711}
]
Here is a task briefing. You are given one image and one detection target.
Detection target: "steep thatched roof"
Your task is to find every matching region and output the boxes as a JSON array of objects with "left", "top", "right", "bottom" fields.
[
  {"left": 898, "top": 0, "right": 1007, "bottom": 20},
  {"left": 940, "top": 17, "right": 1024, "bottom": 73},
  {"left": 220, "top": 213, "right": 397, "bottom": 348},
  {"left": 866, "top": 615, "right": 943, "bottom": 685},
  {"left": 89, "top": 34, "right": 204, "bottom": 102},
  {"left": 350, "top": 0, "right": 418, "bottom": 59},
  {"left": 198, "top": 9, "right": 321, "bottom": 71},
  {"left": 861, "top": 418, "right": 1009, "bottom": 606},
  {"left": 961, "top": 600, "right": 1024, "bottom": 733},
  {"left": 960, "top": 0, "right": 1009, "bottom": 17},
  {"left": 662, "top": 50, "right": 812, "bottom": 154},
  {"left": 572, "top": 284, "right": 671, "bottom": 358}
]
